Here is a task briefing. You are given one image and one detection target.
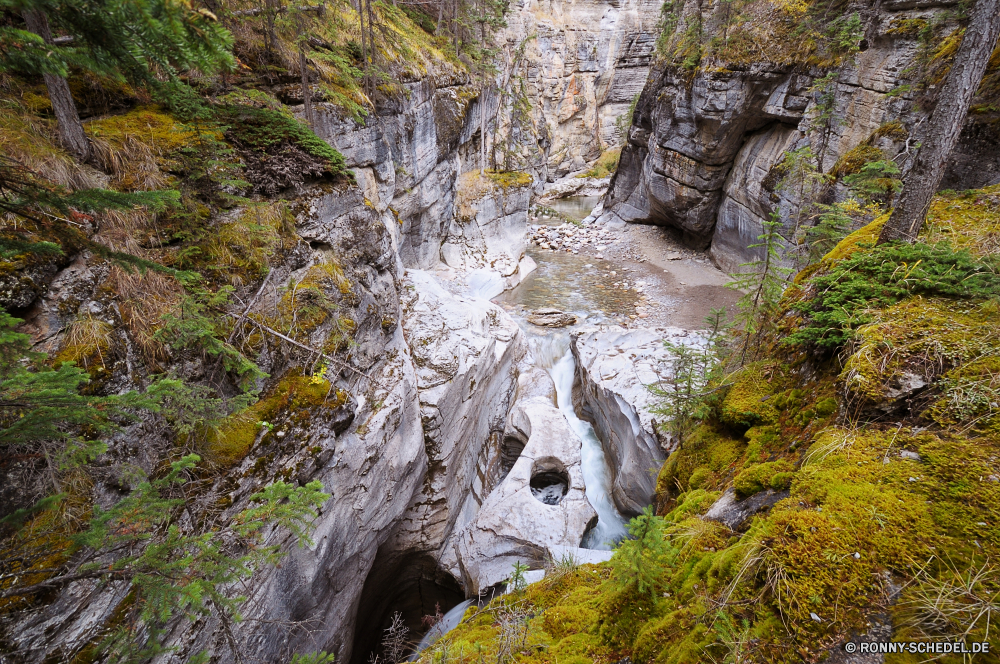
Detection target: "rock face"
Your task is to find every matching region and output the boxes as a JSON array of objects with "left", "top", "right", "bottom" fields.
[
  {"left": 6, "top": 185, "right": 431, "bottom": 664},
  {"left": 441, "top": 171, "right": 537, "bottom": 296},
  {"left": 392, "top": 269, "right": 527, "bottom": 558},
  {"left": 500, "top": 0, "right": 663, "bottom": 180},
  {"left": 348, "top": 269, "right": 528, "bottom": 662},
  {"left": 572, "top": 326, "right": 705, "bottom": 516},
  {"left": 445, "top": 366, "right": 597, "bottom": 594},
  {"left": 601, "top": 4, "right": 1000, "bottom": 268},
  {"left": 2, "top": 70, "right": 533, "bottom": 664}
]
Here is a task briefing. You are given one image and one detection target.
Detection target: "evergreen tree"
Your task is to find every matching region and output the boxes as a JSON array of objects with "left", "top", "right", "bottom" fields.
[{"left": 0, "top": 310, "right": 330, "bottom": 661}]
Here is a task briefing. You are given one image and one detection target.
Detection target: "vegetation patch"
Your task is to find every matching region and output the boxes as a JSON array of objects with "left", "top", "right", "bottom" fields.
[
  {"left": 578, "top": 149, "right": 621, "bottom": 179},
  {"left": 788, "top": 240, "right": 1000, "bottom": 350},
  {"left": 841, "top": 298, "right": 1000, "bottom": 404},
  {"left": 207, "top": 370, "right": 349, "bottom": 466}
]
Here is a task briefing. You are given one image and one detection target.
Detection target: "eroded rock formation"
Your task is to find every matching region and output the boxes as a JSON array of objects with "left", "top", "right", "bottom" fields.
[
  {"left": 601, "top": 1, "right": 1000, "bottom": 269},
  {"left": 572, "top": 326, "right": 705, "bottom": 515},
  {"left": 501, "top": 0, "right": 662, "bottom": 179}
]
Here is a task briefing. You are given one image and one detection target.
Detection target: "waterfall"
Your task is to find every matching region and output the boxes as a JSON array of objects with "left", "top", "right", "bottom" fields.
[
  {"left": 406, "top": 599, "right": 474, "bottom": 661},
  {"left": 544, "top": 342, "right": 629, "bottom": 550}
]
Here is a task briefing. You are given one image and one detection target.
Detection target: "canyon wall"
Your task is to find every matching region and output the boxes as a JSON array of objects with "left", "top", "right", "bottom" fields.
[
  {"left": 1, "top": 63, "right": 536, "bottom": 663},
  {"left": 600, "top": 0, "right": 1000, "bottom": 271},
  {"left": 500, "top": 0, "right": 662, "bottom": 180}
]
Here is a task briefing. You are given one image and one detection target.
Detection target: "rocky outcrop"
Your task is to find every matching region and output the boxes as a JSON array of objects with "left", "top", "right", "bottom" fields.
[
  {"left": 445, "top": 367, "right": 597, "bottom": 593},
  {"left": 601, "top": 3, "right": 1000, "bottom": 268},
  {"left": 703, "top": 487, "right": 790, "bottom": 531},
  {"left": 311, "top": 71, "right": 480, "bottom": 271},
  {"left": 500, "top": 0, "right": 662, "bottom": 180},
  {"left": 441, "top": 171, "right": 537, "bottom": 297},
  {"left": 6, "top": 186, "right": 430, "bottom": 664},
  {"left": 572, "top": 326, "right": 705, "bottom": 516},
  {"left": 389, "top": 269, "right": 527, "bottom": 558},
  {"left": 4, "top": 68, "right": 532, "bottom": 664}
]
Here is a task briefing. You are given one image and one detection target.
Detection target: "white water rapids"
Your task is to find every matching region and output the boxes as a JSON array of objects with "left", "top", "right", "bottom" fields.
[{"left": 531, "top": 335, "right": 629, "bottom": 550}]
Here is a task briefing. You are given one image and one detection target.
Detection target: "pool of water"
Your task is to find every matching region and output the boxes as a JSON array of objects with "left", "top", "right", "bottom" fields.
[
  {"left": 538, "top": 196, "right": 602, "bottom": 223},
  {"left": 495, "top": 247, "right": 638, "bottom": 324}
]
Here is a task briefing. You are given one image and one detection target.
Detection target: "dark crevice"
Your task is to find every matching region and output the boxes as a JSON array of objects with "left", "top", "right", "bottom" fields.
[{"left": 350, "top": 549, "right": 465, "bottom": 664}]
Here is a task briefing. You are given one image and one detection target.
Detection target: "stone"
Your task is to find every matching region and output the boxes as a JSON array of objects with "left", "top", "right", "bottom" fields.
[
  {"left": 703, "top": 488, "right": 790, "bottom": 531},
  {"left": 572, "top": 326, "right": 706, "bottom": 515},
  {"left": 602, "top": 6, "right": 1000, "bottom": 264},
  {"left": 500, "top": 0, "right": 662, "bottom": 181},
  {"left": 445, "top": 390, "right": 597, "bottom": 594},
  {"left": 390, "top": 269, "right": 527, "bottom": 565},
  {"left": 528, "top": 308, "right": 579, "bottom": 327}
]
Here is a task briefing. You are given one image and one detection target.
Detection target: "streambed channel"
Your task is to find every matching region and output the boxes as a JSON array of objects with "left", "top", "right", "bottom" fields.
[{"left": 402, "top": 196, "right": 738, "bottom": 660}]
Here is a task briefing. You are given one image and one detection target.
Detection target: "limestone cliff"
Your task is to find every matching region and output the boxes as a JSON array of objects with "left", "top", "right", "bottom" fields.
[
  {"left": 600, "top": 0, "right": 1000, "bottom": 270},
  {"left": 499, "top": 0, "right": 662, "bottom": 180}
]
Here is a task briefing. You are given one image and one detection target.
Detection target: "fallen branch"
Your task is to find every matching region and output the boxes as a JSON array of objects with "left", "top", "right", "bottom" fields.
[
  {"left": 227, "top": 268, "right": 273, "bottom": 344},
  {"left": 239, "top": 316, "right": 370, "bottom": 380}
]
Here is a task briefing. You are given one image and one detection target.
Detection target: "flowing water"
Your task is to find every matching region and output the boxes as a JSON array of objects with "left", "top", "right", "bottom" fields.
[
  {"left": 408, "top": 197, "right": 632, "bottom": 659},
  {"left": 406, "top": 600, "right": 474, "bottom": 660},
  {"left": 548, "top": 346, "right": 629, "bottom": 549}
]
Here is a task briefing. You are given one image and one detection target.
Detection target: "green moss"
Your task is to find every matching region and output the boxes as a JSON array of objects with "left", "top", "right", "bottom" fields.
[
  {"left": 665, "top": 489, "right": 719, "bottom": 522},
  {"left": 197, "top": 202, "right": 298, "bottom": 286},
  {"left": 485, "top": 170, "right": 533, "bottom": 189},
  {"left": 831, "top": 144, "right": 885, "bottom": 178},
  {"left": 578, "top": 149, "right": 621, "bottom": 179},
  {"left": 841, "top": 298, "right": 1000, "bottom": 403},
  {"left": 719, "top": 362, "right": 783, "bottom": 428},
  {"left": 921, "top": 184, "right": 1000, "bottom": 258},
  {"left": 542, "top": 605, "right": 597, "bottom": 639},
  {"left": 686, "top": 467, "right": 714, "bottom": 491},
  {"left": 217, "top": 104, "right": 347, "bottom": 177},
  {"left": 733, "top": 459, "right": 793, "bottom": 498},
  {"left": 208, "top": 371, "right": 349, "bottom": 465}
]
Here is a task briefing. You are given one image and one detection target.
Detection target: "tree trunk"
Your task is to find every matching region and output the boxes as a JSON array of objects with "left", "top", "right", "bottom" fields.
[
  {"left": 358, "top": 0, "right": 369, "bottom": 97},
  {"left": 22, "top": 10, "right": 91, "bottom": 162},
  {"left": 365, "top": 0, "right": 376, "bottom": 98},
  {"left": 877, "top": 0, "right": 1000, "bottom": 244},
  {"left": 436, "top": 0, "right": 445, "bottom": 34}
]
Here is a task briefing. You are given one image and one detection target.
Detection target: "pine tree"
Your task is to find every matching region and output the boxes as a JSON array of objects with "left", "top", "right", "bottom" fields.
[{"left": 0, "top": 309, "right": 330, "bottom": 661}]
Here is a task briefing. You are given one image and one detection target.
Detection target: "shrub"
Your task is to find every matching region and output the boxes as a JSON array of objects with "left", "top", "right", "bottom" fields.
[{"left": 787, "top": 242, "right": 1000, "bottom": 350}]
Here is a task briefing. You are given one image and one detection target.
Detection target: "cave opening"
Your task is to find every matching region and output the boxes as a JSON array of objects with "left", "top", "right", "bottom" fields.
[{"left": 350, "top": 549, "right": 466, "bottom": 664}]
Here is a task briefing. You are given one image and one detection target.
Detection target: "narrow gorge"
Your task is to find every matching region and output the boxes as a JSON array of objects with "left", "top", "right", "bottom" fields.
[{"left": 1, "top": 0, "right": 998, "bottom": 662}]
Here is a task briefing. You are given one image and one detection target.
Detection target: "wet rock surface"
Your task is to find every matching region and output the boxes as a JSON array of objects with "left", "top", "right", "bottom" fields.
[
  {"left": 444, "top": 365, "right": 597, "bottom": 594},
  {"left": 527, "top": 308, "right": 578, "bottom": 327},
  {"left": 572, "top": 326, "right": 706, "bottom": 515}
]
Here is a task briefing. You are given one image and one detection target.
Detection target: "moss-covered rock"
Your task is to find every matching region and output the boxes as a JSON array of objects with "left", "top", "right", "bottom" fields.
[{"left": 719, "top": 362, "right": 783, "bottom": 428}]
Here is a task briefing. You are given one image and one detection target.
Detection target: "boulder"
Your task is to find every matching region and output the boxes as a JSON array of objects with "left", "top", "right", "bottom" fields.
[
  {"left": 528, "top": 308, "right": 578, "bottom": 328},
  {"left": 703, "top": 488, "right": 790, "bottom": 531}
]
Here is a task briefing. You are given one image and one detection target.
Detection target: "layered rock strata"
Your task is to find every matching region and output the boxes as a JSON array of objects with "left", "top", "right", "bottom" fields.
[
  {"left": 601, "top": 4, "right": 1000, "bottom": 269},
  {"left": 572, "top": 326, "right": 705, "bottom": 515},
  {"left": 500, "top": 0, "right": 663, "bottom": 179},
  {"left": 442, "top": 171, "right": 537, "bottom": 297}
]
